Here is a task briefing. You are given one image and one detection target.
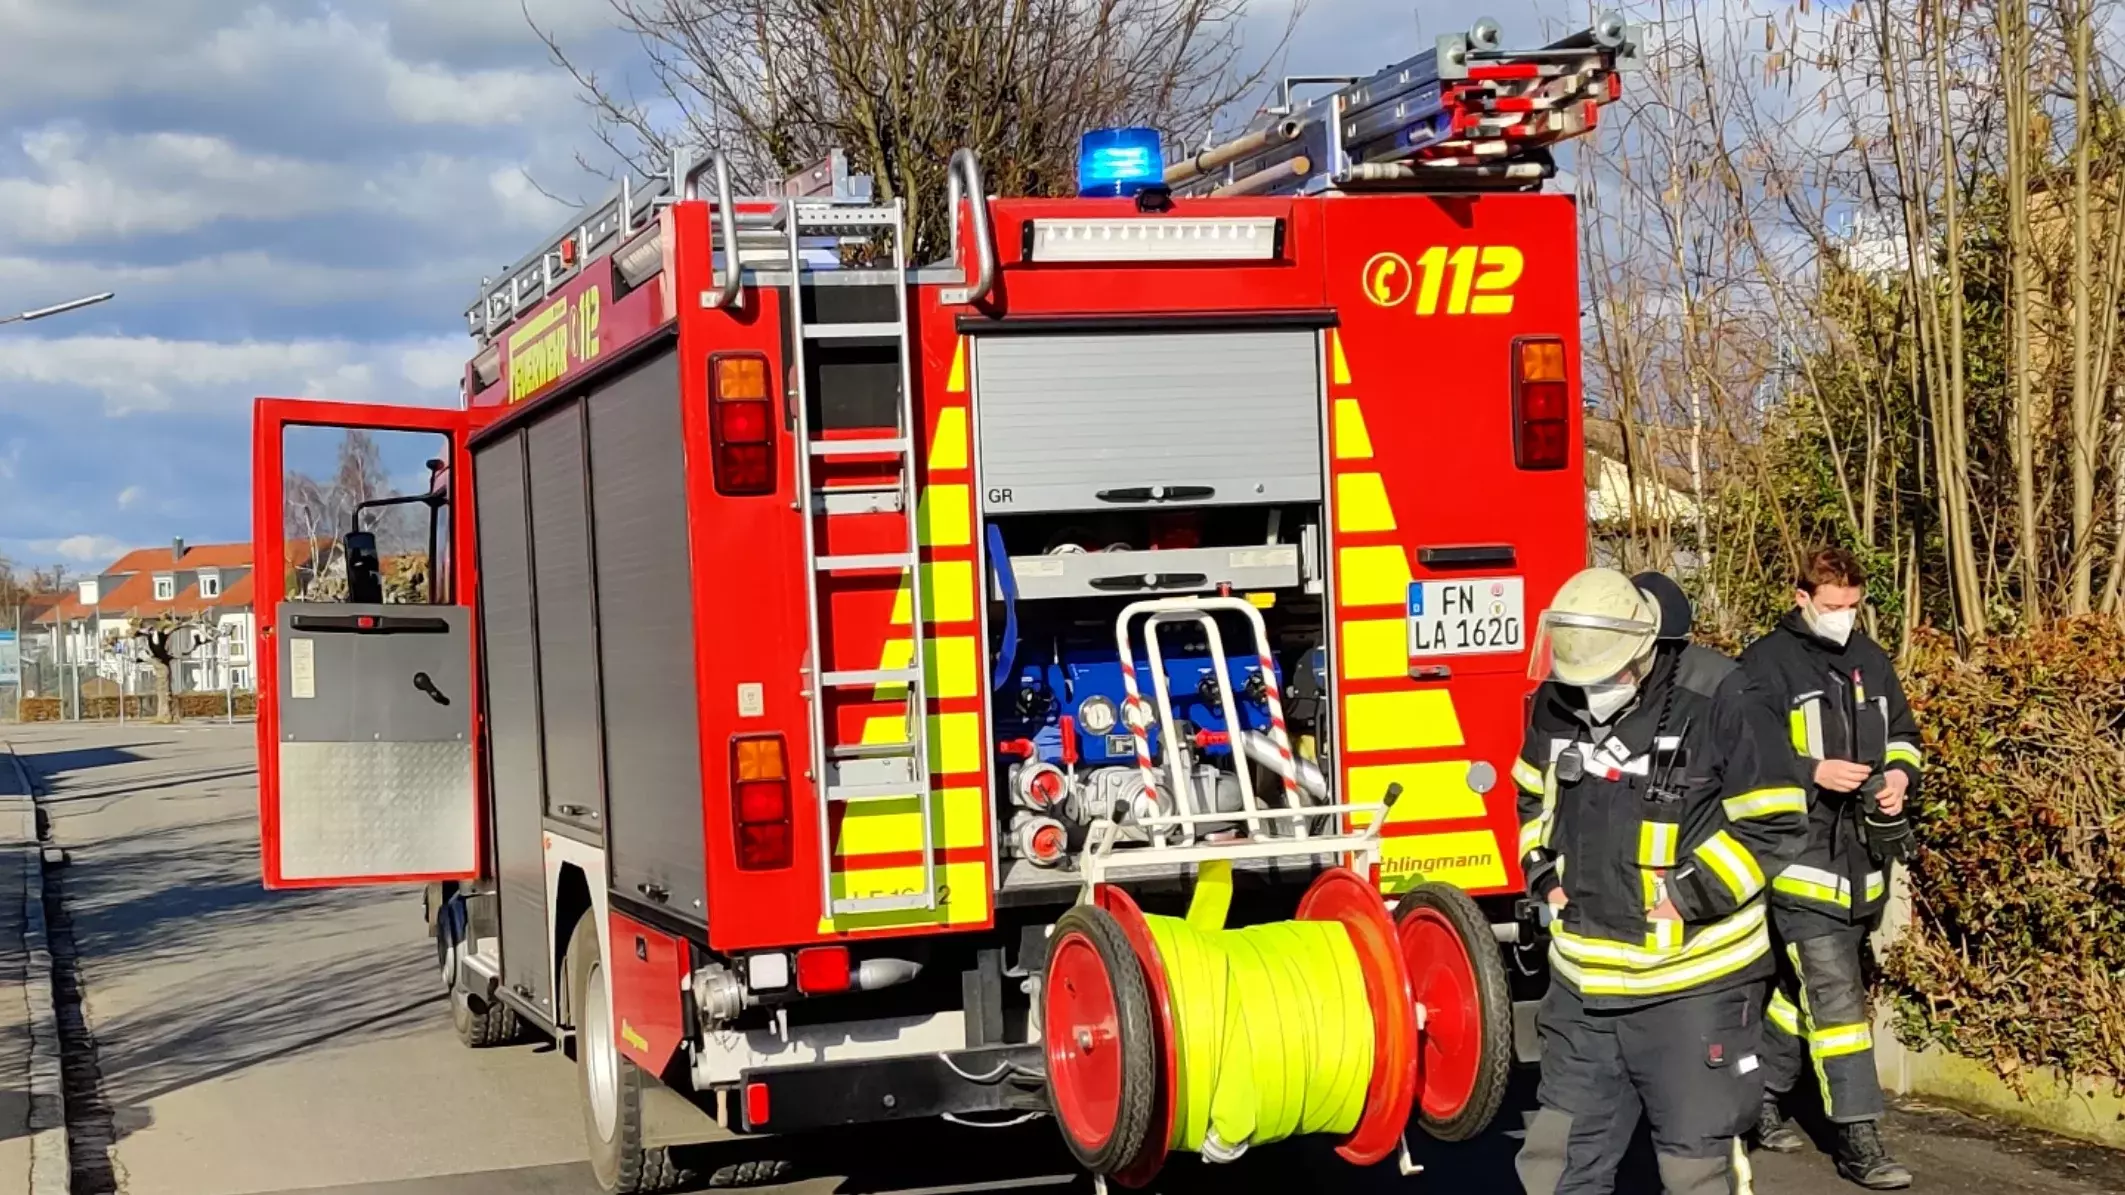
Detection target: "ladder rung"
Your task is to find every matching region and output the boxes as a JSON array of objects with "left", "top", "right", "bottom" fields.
[
  {"left": 833, "top": 892, "right": 934, "bottom": 915},
  {"left": 820, "top": 667, "right": 920, "bottom": 687},
  {"left": 813, "top": 487, "right": 904, "bottom": 516},
  {"left": 826, "top": 781, "right": 931, "bottom": 801},
  {"left": 810, "top": 438, "right": 909, "bottom": 456},
  {"left": 806, "top": 322, "right": 903, "bottom": 340},
  {"left": 829, "top": 741, "right": 918, "bottom": 759},
  {"left": 816, "top": 553, "right": 913, "bottom": 572}
]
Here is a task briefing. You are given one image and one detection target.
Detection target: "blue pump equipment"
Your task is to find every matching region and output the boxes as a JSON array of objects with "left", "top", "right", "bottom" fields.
[
  {"left": 985, "top": 522, "right": 1020, "bottom": 691},
  {"left": 996, "top": 644, "right": 1274, "bottom": 769}
]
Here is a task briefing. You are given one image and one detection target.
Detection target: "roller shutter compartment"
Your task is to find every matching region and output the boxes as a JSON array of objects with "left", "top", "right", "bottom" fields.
[{"left": 972, "top": 329, "right": 1323, "bottom": 515}]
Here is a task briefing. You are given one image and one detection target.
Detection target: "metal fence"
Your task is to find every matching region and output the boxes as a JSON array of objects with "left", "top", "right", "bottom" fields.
[{"left": 1, "top": 604, "right": 254, "bottom": 722}]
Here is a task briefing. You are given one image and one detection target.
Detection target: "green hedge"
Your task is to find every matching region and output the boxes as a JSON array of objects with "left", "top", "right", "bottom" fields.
[
  {"left": 16, "top": 692, "right": 256, "bottom": 721},
  {"left": 1883, "top": 619, "right": 2125, "bottom": 1093}
]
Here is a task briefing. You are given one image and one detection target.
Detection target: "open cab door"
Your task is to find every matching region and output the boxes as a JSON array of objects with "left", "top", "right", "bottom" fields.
[{"left": 253, "top": 398, "right": 479, "bottom": 888}]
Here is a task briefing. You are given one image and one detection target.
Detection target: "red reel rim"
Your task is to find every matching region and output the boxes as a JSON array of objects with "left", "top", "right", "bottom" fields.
[
  {"left": 1398, "top": 905, "right": 1482, "bottom": 1122},
  {"left": 1045, "top": 929, "right": 1126, "bottom": 1153},
  {"left": 1094, "top": 885, "right": 1175, "bottom": 1188},
  {"left": 1295, "top": 866, "right": 1419, "bottom": 1167}
]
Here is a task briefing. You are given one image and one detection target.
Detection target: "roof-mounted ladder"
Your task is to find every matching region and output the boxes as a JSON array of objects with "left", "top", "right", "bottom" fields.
[{"left": 1167, "top": 12, "right": 1642, "bottom": 198}]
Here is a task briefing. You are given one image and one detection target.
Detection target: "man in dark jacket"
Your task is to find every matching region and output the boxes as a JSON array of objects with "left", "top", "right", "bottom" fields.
[
  {"left": 1514, "top": 568, "right": 1809, "bottom": 1195},
  {"left": 1740, "top": 548, "right": 1918, "bottom": 1190}
]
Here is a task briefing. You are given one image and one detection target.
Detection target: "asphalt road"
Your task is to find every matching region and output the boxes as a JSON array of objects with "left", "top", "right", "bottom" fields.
[{"left": 9, "top": 720, "right": 2122, "bottom": 1195}]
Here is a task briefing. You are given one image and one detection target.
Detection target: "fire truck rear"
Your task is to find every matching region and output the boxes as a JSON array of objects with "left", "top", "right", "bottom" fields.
[{"left": 251, "top": 16, "right": 1634, "bottom": 1190}]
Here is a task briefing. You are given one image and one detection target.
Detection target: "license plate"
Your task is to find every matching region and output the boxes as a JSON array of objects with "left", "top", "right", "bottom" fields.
[{"left": 1408, "top": 576, "right": 1526, "bottom": 657}]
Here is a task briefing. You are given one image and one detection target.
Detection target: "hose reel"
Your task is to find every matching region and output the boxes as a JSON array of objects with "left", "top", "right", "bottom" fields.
[{"left": 1043, "top": 861, "right": 1511, "bottom": 1184}]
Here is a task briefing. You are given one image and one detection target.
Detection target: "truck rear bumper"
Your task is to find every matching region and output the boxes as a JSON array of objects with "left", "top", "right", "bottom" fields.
[{"left": 739, "top": 1044, "right": 1046, "bottom": 1133}]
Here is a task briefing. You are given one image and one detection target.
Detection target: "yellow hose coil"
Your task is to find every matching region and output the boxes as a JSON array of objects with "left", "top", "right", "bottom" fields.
[{"left": 1141, "top": 860, "right": 1377, "bottom": 1161}]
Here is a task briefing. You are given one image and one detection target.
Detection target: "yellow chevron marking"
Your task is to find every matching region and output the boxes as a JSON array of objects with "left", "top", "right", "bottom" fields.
[
  {"left": 1333, "top": 399, "right": 1373, "bottom": 460},
  {"left": 929, "top": 407, "right": 969, "bottom": 471},
  {"left": 928, "top": 636, "right": 979, "bottom": 700},
  {"left": 860, "top": 714, "right": 910, "bottom": 746},
  {"left": 918, "top": 484, "right": 971, "bottom": 548},
  {"left": 1345, "top": 689, "right": 1464, "bottom": 752},
  {"left": 888, "top": 561, "right": 976, "bottom": 627},
  {"left": 1379, "top": 830, "right": 1508, "bottom": 894},
  {"left": 833, "top": 786, "right": 986, "bottom": 856},
  {"left": 872, "top": 637, "right": 915, "bottom": 701},
  {"left": 947, "top": 337, "right": 968, "bottom": 393},
  {"left": 1335, "top": 473, "right": 1397, "bottom": 533},
  {"left": 1330, "top": 330, "right": 1352, "bottom": 386},
  {"left": 1339, "top": 617, "right": 1407, "bottom": 680},
  {"left": 1346, "top": 761, "right": 1486, "bottom": 825},
  {"left": 930, "top": 711, "right": 981, "bottom": 774},
  {"left": 1338, "top": 545, "right": 1414, "bottom": 607}
]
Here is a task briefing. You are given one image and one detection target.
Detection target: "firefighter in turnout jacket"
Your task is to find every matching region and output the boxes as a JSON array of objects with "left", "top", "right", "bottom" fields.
[
  {"left": 1740, "top": 549, "right": 1918, "bottom": 1190},
  {"left": 1515, "top": 569, "right": 1809, "bottom": 1195}
]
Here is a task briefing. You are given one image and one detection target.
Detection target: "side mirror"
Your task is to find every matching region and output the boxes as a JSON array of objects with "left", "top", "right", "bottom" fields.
[{"left": 344, "top": 530, "right": 383, "bottom": 605}]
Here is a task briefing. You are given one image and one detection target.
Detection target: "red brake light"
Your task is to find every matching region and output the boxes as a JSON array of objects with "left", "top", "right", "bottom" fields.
[
  {"left": 732, "top": 734, "right": 792, "bottom": 870},
  {"left": 710, "top": 353, "right": 776, "bottom": 495},
  {"left": 1513, "top": 337, "right": 1570, "bottom": 471},
  {"left": 795, "top": 946, "right": 852, "bottom": 994}
]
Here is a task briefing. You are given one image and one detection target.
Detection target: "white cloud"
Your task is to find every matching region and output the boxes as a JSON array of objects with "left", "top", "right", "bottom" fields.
[
  {"left": 116, "top": 485, "right": 145, "bottom": 509},
  {"left": 40, "top": 534, "right": 131, "bottom": 564},
  {"left": 0, "top": 334, "right": 464, "bottom": 417},
  {"left": 0, "top": 3, "right": 591, "bottom": 129},
  {"left": 0, "top": 125, "right": 573, "bottom": 249}
]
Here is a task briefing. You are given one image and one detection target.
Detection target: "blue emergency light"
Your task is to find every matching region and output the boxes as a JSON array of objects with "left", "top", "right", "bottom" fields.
[{"left": 1077, "top": 128, "right": 1164, "bottom": 197}]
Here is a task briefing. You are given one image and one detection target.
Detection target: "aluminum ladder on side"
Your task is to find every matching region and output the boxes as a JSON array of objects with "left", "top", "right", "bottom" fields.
[{"left": 782, "top": 197, "right": 939, "bottom": 916}]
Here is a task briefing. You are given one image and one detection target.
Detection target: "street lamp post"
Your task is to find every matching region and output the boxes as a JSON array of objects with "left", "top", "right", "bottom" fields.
[{"left": 1, "top": 292, "right": 115, "bottom": 326}]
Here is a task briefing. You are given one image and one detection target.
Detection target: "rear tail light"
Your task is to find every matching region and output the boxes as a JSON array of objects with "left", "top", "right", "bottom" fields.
[
  {"left": 710, "top": 353, "right": 776, "bottom": 495},
  {"left": 1512, "top": 337, "right": 1570, "bottom": 471},
  {"left": 795, "top": 946, "right": 852, "bottom": 994},
  {"left": 732, "top": 734, "right": 792, "bottom": 870}
]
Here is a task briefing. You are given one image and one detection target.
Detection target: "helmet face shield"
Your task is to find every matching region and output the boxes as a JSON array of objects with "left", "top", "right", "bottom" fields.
[{"left": 1528, "top": 607, "right": 1660, "bottom": 686}]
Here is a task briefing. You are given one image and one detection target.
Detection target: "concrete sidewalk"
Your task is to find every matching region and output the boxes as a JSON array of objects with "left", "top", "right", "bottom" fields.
[{"left": 3, "top": 740, "right": 66, "bottom": 1195}]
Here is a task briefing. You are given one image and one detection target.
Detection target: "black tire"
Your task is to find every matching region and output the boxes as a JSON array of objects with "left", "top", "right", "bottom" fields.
[
  {"left": 1395, "top": 881, "right": 1513, "bottom": 1142},
  {"left": 1042, "top": 905, "right": 1157, "bottom": 1175},
  {"left": 569, "top": 915, "right": 687, "bottom": 1193},
  {"left": 437, "top": 894, "right": 521, "bottom": 1048},
  {"left": 704, "top": 1157, "right": 796, "bottom": 1187}
]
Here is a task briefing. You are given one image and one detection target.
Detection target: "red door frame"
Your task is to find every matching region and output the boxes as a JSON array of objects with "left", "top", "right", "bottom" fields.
[{"left": 252, "top": 397, "right": 484, "bottom": 888}]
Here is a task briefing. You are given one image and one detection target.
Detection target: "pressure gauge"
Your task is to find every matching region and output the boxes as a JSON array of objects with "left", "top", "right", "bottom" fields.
[
  {"left": 1077, "top": 696, "right": 1119, "bottom": 735},
  {"left": 1121, "top": 698, "right": 1154, "bottom": 731}
]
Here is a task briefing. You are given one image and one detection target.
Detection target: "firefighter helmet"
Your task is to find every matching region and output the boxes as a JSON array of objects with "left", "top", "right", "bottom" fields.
[{"left": 1529, "top": 567, "right": 1660, "bottom": 686}]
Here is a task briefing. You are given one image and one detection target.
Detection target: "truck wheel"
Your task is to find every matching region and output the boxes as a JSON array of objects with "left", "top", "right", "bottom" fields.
[
  {"left": 438, "top": 894, "right": 520, "bottom": 1048},
  {"left": 1393, "top": 881, "right": 1512, "bottom": 1142},
  {"left": 569, "top": 915, "right": 686, "bottom": 1193}
]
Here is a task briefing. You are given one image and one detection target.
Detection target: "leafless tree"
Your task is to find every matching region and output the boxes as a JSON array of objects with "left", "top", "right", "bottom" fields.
[
  {"left": 132, "top": 613, "right": 222, "bottom": 722},
  {"left": 536, "top": 0, "right": 1298, "bottom": 257}
]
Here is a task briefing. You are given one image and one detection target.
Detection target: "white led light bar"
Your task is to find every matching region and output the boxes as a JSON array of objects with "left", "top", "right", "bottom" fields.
[{"left": 1025, "top": 216, "right": 1283, "bottom": 263}]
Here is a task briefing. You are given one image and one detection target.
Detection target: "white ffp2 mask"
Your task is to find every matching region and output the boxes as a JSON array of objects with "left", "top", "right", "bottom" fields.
[
  {"left": 1583, "top": 681, "right": 1639, "bottom": 722},
  {"left": 1808, "top": 605, "right": 1857, "bottom": 646}
]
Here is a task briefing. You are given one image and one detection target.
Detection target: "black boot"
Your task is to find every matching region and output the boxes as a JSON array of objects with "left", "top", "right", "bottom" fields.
[
  {"left": 1835, "top": 1120, "right": 1912, "bottom": 1189},
  {"left": 1755, "top": 1094, "right": 1805, "bottom": 1153}
]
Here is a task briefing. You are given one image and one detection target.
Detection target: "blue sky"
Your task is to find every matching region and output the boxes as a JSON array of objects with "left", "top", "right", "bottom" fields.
[{"left": 0, "top": 0, "right": 1563, "bottom": 575}]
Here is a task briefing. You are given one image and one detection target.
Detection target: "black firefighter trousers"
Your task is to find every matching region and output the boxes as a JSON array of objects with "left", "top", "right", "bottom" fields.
[
  {"left": 1517, "top": 980, "right": 1764, "bottom": 1195},
  {"left": 1762, "top": 924, "right": 1884, "bottom": 1123}
]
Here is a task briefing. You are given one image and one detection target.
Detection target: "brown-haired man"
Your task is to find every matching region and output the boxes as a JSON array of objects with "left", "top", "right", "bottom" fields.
[{"left": 1738, "top": 548, "right": 1919, "bottom": 1189}]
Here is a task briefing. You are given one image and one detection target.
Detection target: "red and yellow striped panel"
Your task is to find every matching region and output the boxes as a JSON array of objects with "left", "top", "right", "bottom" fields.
[{"left": 1325, "top": 328, "right": 1510, "bottom": 895}]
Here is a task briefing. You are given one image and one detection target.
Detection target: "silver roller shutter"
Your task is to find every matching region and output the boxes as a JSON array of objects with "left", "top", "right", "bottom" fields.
[{"left": 972, "top": 329, "right": 1323, "bottom": 515}]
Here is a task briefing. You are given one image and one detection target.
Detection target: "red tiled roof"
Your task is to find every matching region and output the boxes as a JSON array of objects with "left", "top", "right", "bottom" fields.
[{"left": 104, "top": 542, "right": 252, "bottom": 575}]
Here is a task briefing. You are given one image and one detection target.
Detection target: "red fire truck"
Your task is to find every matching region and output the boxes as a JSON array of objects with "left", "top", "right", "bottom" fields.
[{"left": 251, "top": 15, "right": 1635, "bottom": 1191}]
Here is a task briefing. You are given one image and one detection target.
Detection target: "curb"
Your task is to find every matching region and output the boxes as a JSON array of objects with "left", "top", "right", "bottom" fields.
[{"left": 6, "top": 743, "right": 68, "bottom": 1195}]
